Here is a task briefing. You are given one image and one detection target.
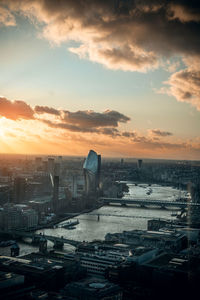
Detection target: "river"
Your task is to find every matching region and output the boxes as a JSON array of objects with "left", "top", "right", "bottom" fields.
[{"left": 0, "top": 183, "right": 187, "bottom": 256}]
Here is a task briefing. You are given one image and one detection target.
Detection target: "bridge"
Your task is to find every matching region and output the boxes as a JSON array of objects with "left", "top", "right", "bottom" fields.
[
  {"left": 99, "top": 197, "right": 200, "bottom": 209},
  {"left": 0, "top": 230, "right": 81, "bottom": 249}
]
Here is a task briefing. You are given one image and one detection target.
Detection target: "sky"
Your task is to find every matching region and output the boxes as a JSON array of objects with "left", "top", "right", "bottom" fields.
[{"left": 0, "top": 0, "right": 200, "bottom": 159}]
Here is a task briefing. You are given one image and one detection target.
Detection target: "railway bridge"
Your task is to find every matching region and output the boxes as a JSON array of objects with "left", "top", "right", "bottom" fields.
[{"left": 99, "top": 197, "right": 200, "bottom": 209}]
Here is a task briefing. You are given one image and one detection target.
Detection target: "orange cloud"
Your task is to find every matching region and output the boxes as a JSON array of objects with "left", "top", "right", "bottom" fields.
[
  {"left": 0, "top": 96, "right": 199, "bottom": 159},
  {"left": 0, "top": 97, "right": 34, "bottom": 120},
  {"left": 0, "top": 113, "right": 199, "bottom": 159},
  {"left": 0, "top": 6, "right": 15, "bottom": 26}
]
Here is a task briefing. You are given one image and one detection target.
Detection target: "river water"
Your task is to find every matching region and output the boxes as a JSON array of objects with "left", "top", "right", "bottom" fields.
[{"left": 0, "top": 183, "right": 186, "bottom": 256}]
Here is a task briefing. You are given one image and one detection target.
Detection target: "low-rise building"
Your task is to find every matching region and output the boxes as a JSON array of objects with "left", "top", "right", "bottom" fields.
[
  {"left": 0, "top": 203, "right": 38, "bottom": 230},
  {"left": 63, "top": 277, "right": 123, "bottom": 300},
  {"left": 105, "top": 229, "right": 187, "bottom": 252}
]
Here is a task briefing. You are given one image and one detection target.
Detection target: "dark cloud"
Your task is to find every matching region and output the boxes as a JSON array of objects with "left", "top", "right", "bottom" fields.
[
  {"left": 1, "top": 0, "right": 200, "bottom": 109},
  {"left": 42, "top": 120, "right": 125, "bottom": 137},
  {"left": 1, "top": 0, "right": 200, "bottom": 72},
  {"left": 100, "top": 127, "right": 120, "bottom": 137},
  {"left": 150, "top": 129, "right": 173, "bottom": 137},
  {"left": 62, "top": 110, "right": 130, "bottom": 128},
  {"left": 41, "top": 119, "right": 100, "bottom": 133},
  {"left": 122, "top": 131, "right": 136, "bottom": 138},
  {"left": 35, "top": 105, "right": 60, "bottom": 116},
  {"left": 168, "top": 1, "right": 200, "bottom": 23},
  {"left": 37, "top": 107, "right": 130, "bottom": 136},
  {"left": 0, "top": 97, "right": 34, "bottom": 120},
  {"left": 0, "top": 95, "right": 131, "bottom": 135}
]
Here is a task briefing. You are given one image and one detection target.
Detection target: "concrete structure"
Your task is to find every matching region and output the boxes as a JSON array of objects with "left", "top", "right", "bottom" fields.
[
  {"left": 0, "top": 271, "right": 24, "bottom": 290},
  {"left": 0, "top": 184, "right": 10, "bottom": 205},
  {"left": 0, "top": 204, "right": 38, "bottom": 230},
  {"left": 13, "top": 177, "right": 27, "bottom": 203},
  {"left": 105, "top": 229, "right": 187, "bottom": 252},
  {"left": 63, "top": 277, "right": 122, "bottom": 300},
  {"left": 1, "top": 204, "right": 23, "bottom": 230}
]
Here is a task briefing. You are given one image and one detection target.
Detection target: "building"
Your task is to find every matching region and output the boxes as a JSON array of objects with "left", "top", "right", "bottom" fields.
[
  {"left": 105, "top": 229, "right": 187, "bottom": 252},
  {"left": 47, "top": 157, "right": 55, "bottom": 175},
  {"left": 138, "top": 159, "right": 143, "bottom": 169},
  {"left": 0, "top": 204, "right": 38, "bottom": 230},
  {"left": 22, "top": 208, "right": 39, "bottom": 228},
  {"left": 13, "top": 177, "right": 27, "bottom": 203},
  {"left": 0, "top": 255, "right": 65, "bottom": 291},
  {"left": 0, "top": 271, "right": 27, "bottom": 299},
  {"left": 52, "top": 175, "right": 59, "bottom": 212},
  {"left": 63, "top": 277, "right": 122, "bottom": 300},
  {"left": 83, "top": 150, "right": 101, "bottom": 201},
  {"left": 35, "top": 157, "right": 42, "bottom": 171},
  {"left": 65, "top": 174, "right": 85, "bottom": 199},
  {"left": 141, "top": 252, "right": 200, "bottom": 298},
  {"left": 2, "top": 204, "right": 23, "bottom": 230},
  {"left": 0, "top": 184, "right": 10, "bottom": 205},
  {"left": 83, "top": 150, "right": 101, "bottom": 195}
]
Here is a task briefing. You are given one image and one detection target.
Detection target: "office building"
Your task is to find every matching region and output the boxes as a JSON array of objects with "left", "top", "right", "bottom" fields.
[
  {"left": 13, "top": 177, "right": 27, "bottom": 203},
  {"left": 63, "top": 277, "right": 122, "bottom": 300},
  {"left": 83, "top": 150, "right": 101, "bottom": 196}
]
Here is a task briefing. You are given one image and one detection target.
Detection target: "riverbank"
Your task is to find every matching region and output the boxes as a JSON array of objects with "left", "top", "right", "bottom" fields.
[{"left": 24, "top": 204, "right": 104, "bottom": 233}]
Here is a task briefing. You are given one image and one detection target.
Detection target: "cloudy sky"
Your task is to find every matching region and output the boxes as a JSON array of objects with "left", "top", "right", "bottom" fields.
[{"left": 0, "top": 0, "right": 199, "bottom": 159}]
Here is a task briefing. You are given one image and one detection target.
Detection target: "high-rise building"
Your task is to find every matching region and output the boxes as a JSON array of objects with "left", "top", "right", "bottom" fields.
[
  {"left": 83, "top": 150, "right": 101, "bottom": 196},
  {"left": 35, "top": 157, "right": 42, "bottom": 171},
  {"left": 138, "top": 159, "right": 143, "bottom": 169},
  {"left": 1, "top": 204, "right": 38, "bottom": 230},
  {"left": 47, "top": 157, "right": 55, "bottom": 175},
  {"left": 52, "top": 175, "right": 59, "bottom": 212},
  {"left": 13, "top": 177, "right": 27, "bottom": 203},
  {"left": 54, "top": 162, "right": 60, "bottom": 176}
]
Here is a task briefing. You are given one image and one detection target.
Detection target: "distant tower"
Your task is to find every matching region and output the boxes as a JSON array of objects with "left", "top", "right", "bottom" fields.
[
  {"left": 35, "top": 157, "right": 42, "bottom": 170},
  {"left": 13, "top": 177, "right": 27, "bottom": 203},
  {"left": 138, "top": 159, "right": 143, "bottom": 169},
  {"left": 58, "top": 156, "right": 62, "bottom": 163},
  {"left": 54, "top": 162, "right": 60, "bottom": 176},
  {"left": 97, "top": 154, "right": 101, "bottom": 190},
  {"left": 52, "top": 175, "right": 59, "bottom": 212},
  {"left": 47, "top": 157, "right": 55, "bottom": 175}
]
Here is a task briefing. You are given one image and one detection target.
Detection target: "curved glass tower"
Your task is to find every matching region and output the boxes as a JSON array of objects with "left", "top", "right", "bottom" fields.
[{"left": 83, "top": 150, "right": 101, "bottom": 195}]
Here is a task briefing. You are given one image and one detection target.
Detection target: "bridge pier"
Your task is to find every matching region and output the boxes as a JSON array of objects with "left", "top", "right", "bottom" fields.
[
  {"left": 53, "top": 236, "right": 64, "bottom": 249},
  {"left": 160, "top": 205, "right": 166, "bottom": 210},
  {"left": 39, "top": 236, "right": 47, "bottom": 254},
  {"left": 140, "top": 204, "right": 146, "bottom": 208},
  {"left": 32, "top": 235, "right": 41, "bottom": 244},
  {"left": 53, "top": 240, "right": 64, "bottom": 249}
]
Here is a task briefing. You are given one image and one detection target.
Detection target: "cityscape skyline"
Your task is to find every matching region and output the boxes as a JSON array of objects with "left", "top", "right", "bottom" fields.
[{"left": 0, "top": 0, "right": 200, "bottom": 159}]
